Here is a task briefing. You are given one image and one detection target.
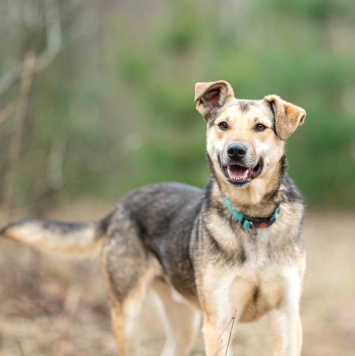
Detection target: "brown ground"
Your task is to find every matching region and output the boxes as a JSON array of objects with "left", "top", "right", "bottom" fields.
[{"left": 0, "top": 203, "right": 354, "bottom": 356}]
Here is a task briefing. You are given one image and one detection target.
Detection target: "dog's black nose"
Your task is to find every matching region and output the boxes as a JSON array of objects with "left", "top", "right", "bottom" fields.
[{"left": 227, "top": 143, "right": 247, "bottom": 160}]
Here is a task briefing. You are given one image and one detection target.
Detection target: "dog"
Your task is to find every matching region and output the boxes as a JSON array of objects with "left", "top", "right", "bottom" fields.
[{"left": 0, "top": 80, "right": 306, "bottom": 356}]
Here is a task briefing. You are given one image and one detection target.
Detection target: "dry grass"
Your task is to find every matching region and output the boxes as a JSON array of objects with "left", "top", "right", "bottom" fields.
[{"left": 0, "top": 203, "right": 354, "bottom": 355}]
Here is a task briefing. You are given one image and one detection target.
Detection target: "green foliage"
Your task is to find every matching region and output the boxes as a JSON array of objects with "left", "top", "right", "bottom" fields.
[
  {"left": 110, "top": 0, "right": 355, "bottom": 208},
  {"left": 1, "top": 0, "right": 354, "bottom": 211}
]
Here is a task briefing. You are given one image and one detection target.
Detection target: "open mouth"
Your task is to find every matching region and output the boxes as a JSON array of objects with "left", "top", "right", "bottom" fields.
[{"left": 222, "top": 160, "right": 263, "bottom": 186}]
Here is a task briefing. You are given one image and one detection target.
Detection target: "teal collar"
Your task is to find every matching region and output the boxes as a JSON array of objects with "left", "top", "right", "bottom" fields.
[{"left": 223, "top": 197, "right": 280, "bottom": 229}]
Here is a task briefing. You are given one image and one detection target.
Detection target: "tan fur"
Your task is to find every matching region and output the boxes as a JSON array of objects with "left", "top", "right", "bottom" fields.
[
  {"left": 195, "top": 80, "right": 235, "bottom": 117},
  {"left": 199, "top": 196, "right": 305, "bottom": 355},
  {"left": 205, "top": 97, "right": 286, "bottom": 216},
  {"left": 264, "top": 95, "right": 306, "bottom": 141},
  {"left": 151, "top": 278, "right": 201, "bottom": 356},
  {"left": 1, "top": 221, "right": 103, "bottom": 256},
  {"left": 1, "top": 80, "right": 307, "bottom": 356},
  {"left": 194, "top": 80, "right": 306, "bottom": 355},
  {"left": 107, "top": 262, "right": 160, "bottom": 356}
]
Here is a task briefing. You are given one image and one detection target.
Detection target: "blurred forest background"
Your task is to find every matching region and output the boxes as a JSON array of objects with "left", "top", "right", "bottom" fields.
[
  {"left": 0, "top": 0, "right": 354, "bottom": 218},
  {"left": 1, "top": 1, "right": 355, "bottom": 355}
]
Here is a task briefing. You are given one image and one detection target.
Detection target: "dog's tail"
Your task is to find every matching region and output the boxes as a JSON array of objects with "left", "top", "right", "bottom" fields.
[{"left": 0, "top": 215, "right": 111, "bottom": 257}]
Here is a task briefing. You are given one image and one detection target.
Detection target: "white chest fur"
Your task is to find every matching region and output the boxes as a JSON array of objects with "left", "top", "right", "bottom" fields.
[
  {"left": 200, "top": 216, "right": 305, "bottom": 324},
  {"left": 201, "top": 262, "right": 303, "bottom": 325}
]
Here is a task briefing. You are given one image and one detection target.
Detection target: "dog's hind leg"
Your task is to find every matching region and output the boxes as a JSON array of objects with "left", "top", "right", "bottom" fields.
[
  {"left": 101, "top": 212, "right": 159, "bottom": 356},
  {"left": 105, "top": 261, "right": 157, "bottom": 356},
  {"left": 151, "top": 278, "right": 201, "bottom": 356},
  {"left": 109, "top": 293, "right": 146, "bottom": 356}
]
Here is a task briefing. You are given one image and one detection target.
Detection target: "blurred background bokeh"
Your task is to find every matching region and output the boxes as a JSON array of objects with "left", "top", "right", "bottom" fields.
[
  {"left": 0, "top": 0, "right": 354, "bottom": 216},
  {"left": 0, "top": 1, "right": 354, "bottom": 355}
]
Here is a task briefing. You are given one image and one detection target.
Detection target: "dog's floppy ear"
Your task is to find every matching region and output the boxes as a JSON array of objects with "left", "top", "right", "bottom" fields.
[
  {"left": 195, "top": 80, "right": 234, "bottom": 119},
  {"left": 264, "top": 95, "right": 306, "bottom": 140}
]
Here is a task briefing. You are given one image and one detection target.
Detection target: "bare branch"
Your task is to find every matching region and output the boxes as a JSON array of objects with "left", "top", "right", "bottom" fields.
[
  {"left": 1, "top": 50, "right": 36, "bottom": 221},
  {"left": 225, "top": 309, "right": 237, "bottom": 356},
  {"left": 34, "top": 0, "right": 62, "bottom": 72},
  {"left": 0, "top": 0, "right": 62, "bottom": 96},
  {"left": 0, "top": 99, "right": 20, "bottom": 126},
  {"left": 0, "top": 62, "right": 23, "bottom": 97}
]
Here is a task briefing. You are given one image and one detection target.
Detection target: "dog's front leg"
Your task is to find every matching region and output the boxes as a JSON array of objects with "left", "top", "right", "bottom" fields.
[
  {"left": 270, "top": 309, "right": 302, "bottom": 356},
  {"left": 202, "top": 315, "right": 236, "bottom": 356},
  {"left": 197, "top": 267, "right": 249, "bottom": 356},
  {"left": 270, "top": 266, "right": 305, "bottom": 356}
]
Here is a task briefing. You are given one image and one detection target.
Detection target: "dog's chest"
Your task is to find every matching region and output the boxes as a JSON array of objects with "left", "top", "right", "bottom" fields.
[
  {"left": 200, "top": 221, "right": 304, "bottom": 322},
  {"left": 230, "top": 266, "right": 286, "bottom": 322},
  {"left": 201, "top": 261, "right": 298, "bottom": 324}
]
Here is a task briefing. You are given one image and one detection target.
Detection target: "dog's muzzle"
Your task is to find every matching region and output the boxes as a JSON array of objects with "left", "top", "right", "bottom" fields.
[{"left": 221, "top": 143, "right": 263, "bottom": 187}]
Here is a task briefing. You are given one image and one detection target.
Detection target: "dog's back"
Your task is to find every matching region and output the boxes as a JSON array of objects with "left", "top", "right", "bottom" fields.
[
  {"left": 0, "top": 182, "right": 202, "bottom": 258},
  {"left": 0, "top": 80, "right": 307, "bottom": 356}
]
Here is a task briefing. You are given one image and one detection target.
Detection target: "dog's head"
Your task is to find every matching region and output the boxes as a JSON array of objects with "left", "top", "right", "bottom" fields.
[{"left": 195, "top": 80, "right": 306, "bottom": 189}]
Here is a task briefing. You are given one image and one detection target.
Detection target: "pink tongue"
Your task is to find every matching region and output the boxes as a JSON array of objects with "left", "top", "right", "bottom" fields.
[{"left": 228, "top": 165, "right": 249, "bottom": 179}]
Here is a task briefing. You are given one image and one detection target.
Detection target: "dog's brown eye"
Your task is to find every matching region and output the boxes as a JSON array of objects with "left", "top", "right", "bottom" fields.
[
  {"left": 218, "top": 122, "right": 229, "bottom": 130},
  {"left": 254, "top": 123, "right": 267, "bottom": 132}
]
